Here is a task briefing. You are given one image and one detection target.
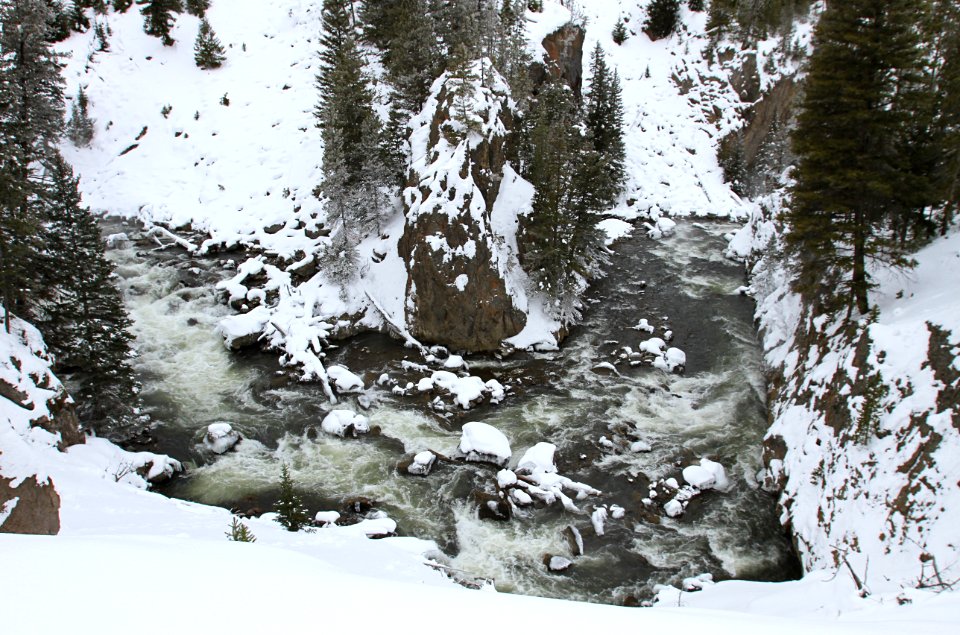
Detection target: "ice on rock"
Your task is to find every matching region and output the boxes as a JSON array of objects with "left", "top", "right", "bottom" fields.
[
  {"left": 314, "top": 511, "right": 341, "bottom": 526},
  {"left": 203, "top": 422, "right": 241, "bottom": 454},
  {"left": 665, "top": 477, "right": 680, "bottom": 490},
  {"left": 630, "top": 440, "right": 652, "bottom": 453},
  {"left": 431, "top": 371, "right": 486, "bottom": 408},
  {"left": 639, "top": 338, "right": 666, "bottom": 355},
  {"left": 416, "top": 377, "right": 434, "bottom": 392},
  {"left": 326, "top": 365, "right": 365, "bottom": 393},
  {"left": 320, "top": 410, "right": 370, "bottom": 437},
  {"left": 458, "top": 422, "right": 511, "bottom": 467},
  {"left": 632, "top": 318, "right": 655, "bottom": 333},
  {"left": 664, "top": 347, "right": 686, "bottom": 371},
  {"left": 485, "top": 379, "right": 506, "bottom": 403},
  {"left": 610, "top": 505, "right": 626, "bottom": 520}
]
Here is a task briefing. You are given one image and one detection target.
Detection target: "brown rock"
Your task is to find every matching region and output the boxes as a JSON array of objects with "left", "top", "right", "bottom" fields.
[
  {"left": 0, "top": 475, "right": 61, "bottom": 535},
  {"left": 533, "top": 23, "right": 586, "bottom": 98}
]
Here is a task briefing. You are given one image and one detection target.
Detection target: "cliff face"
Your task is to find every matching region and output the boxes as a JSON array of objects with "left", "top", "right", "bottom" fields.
[{"left": 399, "top": 62, "right": 527, "bottom": 352}]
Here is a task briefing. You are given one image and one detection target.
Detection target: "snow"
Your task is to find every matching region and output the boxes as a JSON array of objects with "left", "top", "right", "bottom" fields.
[
  {"left": 203, "top": 422, "right": 241, "bottom": 455},
  {"left": 6, "top": 2, "right": 952, "bottom": 632},
  {"left": 320, "top": 410, "right": 370, "bottom": 438},
  {"left": 682, "top": 459, "right": 730, "bottom": 492},
  {"left": 326, "top": 365, "right": 365, "bottom": 393},
  {"left": 458, "top": 422, "right": 512, "bottom": 467}
]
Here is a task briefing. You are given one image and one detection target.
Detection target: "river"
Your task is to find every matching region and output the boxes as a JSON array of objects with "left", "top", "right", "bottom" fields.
[{"left": 106, "top": 218, "right": 799, "bottom": 604}]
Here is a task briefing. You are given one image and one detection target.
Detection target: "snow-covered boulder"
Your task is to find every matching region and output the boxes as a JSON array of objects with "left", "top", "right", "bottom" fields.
[
  {"left": 405, "top": 451, "right": 438, "bottom": 477},
  {"left": 314, "top": 511, "right": 340, "bottom": 526},
  {"left": 458, "top": 422, "right": 511, "bottom": 467},
  {"left": 517, "top": 442, "right": 558, "bottom": 475},
  {"left": 682, "top": 458, "right": 731, "bottom": 492},
  {"left": 203, "top": 422, "right": 241, "bottom": 454},
  {"left": 326, "top": 365, "right": 364, "bottom": 394},
  {"left": 320, "top": 410, "right": 370, "bottom": 438},
  {"left": 545, "top": 555, "right": 573, "bottom": 572}
]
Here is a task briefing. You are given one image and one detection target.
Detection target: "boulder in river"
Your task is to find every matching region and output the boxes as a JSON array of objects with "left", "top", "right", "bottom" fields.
[{"left": 203, "top": 422, "right": 241, "bottom": 454}]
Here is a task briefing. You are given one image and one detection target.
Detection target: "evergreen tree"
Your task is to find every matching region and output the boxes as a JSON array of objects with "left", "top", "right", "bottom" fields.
[
  {"left": 644, "top": 0, "right": 680, "bottom": 41},
  {"left": 0, "top": 0, "right": 66, "bottom": 330},
  {"left": 688, "top": 0, "right": 705, "bottom": 12},
  {"left": 65, "top": 86, "right": 95, "bottom": 147},
  {"left": 112, "top": 0, "right": 133, "bottom": 12},
  {"left": 784, "top": 0, "right": 928, "bottom": 316},
  {"left": 925, "top": 0, "right": 960, "bottom": 234},
  {"left": 316, "top": 0, "right": 354, "bottom": 98},
  {"left": 315, "top": 5, "right": 391, "bottom": 283},
  {"left": 183, "top": 0, "right": 207, "bottom": 17},
  {"left": 275, "top": 464, "right": 310, "bottom": 532},
  {"left": 612, "top": 19, "right": 628, "bottom": 45},
  {"left": 226, "top": 517, "right": 256, "bottom": 542},
  {"left": 193, "top": 17, "right": 225, "bottom": 69},
  {"left": 94, "top": 19, "right": 110, "bottom": 51},
  {"left": 38, "top": 153, "right": 142, "bottom": 438},
  {"left": 584, "top": 44, "right": 626, "bottom": 207},
  {"left": 520, "top": 80, "right": 606, "bottom": 323},
  {"left": 138, "top": 0, "right": 181, "bottom": 46}
]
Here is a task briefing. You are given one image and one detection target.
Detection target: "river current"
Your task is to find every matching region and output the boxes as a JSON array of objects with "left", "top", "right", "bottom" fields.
[{"left": 107, "top": 218, "right": 799, "bottom": 604}]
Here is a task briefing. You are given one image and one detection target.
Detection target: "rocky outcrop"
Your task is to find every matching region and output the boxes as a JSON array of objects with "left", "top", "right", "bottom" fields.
[
  {"left": 31, "top": 391, "right": 85, "bottom": 450},
  {"left": 533, "top": 23, "right": 586, "bottom": 98},
  {"left": 400, "top": 61, "right": 526, "bottom": 352},
  {"left": 0, "top": 476, "right": 61, "bottom": 535}
]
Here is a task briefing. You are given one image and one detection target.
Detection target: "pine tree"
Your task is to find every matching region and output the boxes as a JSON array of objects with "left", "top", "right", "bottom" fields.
[
  {"left": 226, "top": 517, "right": 256, "bottom": 542},
  {"left": 785, "top": 0, "right": 928, "bottom": 316},
  {"left": 183, "top": 0, "right": 207, "bottom": 17},
  {"left": 925, "top": 0, "right": 960, "bottom": 234},
  {"left": 193, "top": 17, "right": 225, "bottom": 69},
  {"left": 316, "top": 0, "right": 354, "bottom": 99},
  {"left": 0, "top": 0, "right": 66, "bottom": 330},
  {"left": 65, "top": 86, "right": 95, "bottom": 147},
  {"left": 94, "top": 19, "right": 110, "bottom": 51},
  {"left": 38, "top": 154, "right": 142, "bottom": 438},
  {"left": 138, "top": 0, "right": 182, "bottom": 46},
  {"left": 112, "top": 0, "right": 133, "bottom": 12},
  {"left": 612, "top": 19, "right": 628, "bottom": 45},
  {"left": 584, "top": 44, "right": 626, "bottom": 207},
  {"left": 645, "top": 0, "right": 680, "bottom": 41},
  {"left": 688, "top": 0, "right": 705, "bottom": 12},
  {"left": 520, "top": 80, "right": 606, "bottom": 323},
  {"left": 275, "top": 464, "right": 310, "bottom": 532}
]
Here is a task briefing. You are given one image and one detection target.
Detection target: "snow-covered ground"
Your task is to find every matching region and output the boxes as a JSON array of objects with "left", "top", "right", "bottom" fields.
[{"left": 3, "top": 1, "right": 956, "bottom": 632}]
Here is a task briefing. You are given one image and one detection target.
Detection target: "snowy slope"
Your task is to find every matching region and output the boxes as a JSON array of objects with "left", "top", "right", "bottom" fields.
[{"left": 729, "top": 203, "right": 960, "bottom": 596}]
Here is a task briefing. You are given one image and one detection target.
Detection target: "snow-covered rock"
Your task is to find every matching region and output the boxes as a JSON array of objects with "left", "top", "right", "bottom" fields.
[
  {"left": 203, "top": 422, "right": 241, "bottom": 454},
  {"left": 314, "top": 511, "right": 341, "bottom": 526},
  {"left": 406, "top": 451, "right": 437, "bottom": 477},
  {"left": 326, "top": 365, "right": 365, "bottom": 394},
  {"left": 320, "top": 410, "right": 370, "bottom": 438},
  {"left": 458, "top": 422, "right": 512, "bottom": 467}
]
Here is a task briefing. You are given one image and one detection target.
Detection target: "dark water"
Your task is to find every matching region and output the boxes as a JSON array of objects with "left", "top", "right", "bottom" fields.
[{"left": 107, "top": 218, "right": 799, "bottom": 603}]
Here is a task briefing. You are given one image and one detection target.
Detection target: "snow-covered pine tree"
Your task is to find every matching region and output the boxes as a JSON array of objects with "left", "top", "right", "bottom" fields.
[
  {"left": 644, "top": 0, "right": 680, "bottom": 41},
  {"left": 584, "top": 44, "right": 626, "bottom": 207},
  {"left": 193, "top": 17, "right": 225, "bottom": 69},
  {"left": 138, "top": 0, "right": 182, "bottom": 46},
  {"left": 94, "top": 19, "right": 110, "bottom": 51},
  {"left": 113, "top": 0, "right": 133, "bottom": 12},
  {"left": 275, "top": 464, "right": 310, "bottom": 532},
  {"left": 38, "top": 153, "right": 142, "bottom": 439},
  {"left": 316, "top": 4, "right": 390, "bottom": 265},
  {"left": 612, "top": 19, "right": 628, "bottom": 45},
  {"left": 184, "top": 0, "right": 208, "bottom": 17},
  {"left": 65, "top": 86, "right": 95, "bottom": 147},
  {"left": 0, "top": 0, "right": 66, "bottom": 330},
  {"left": 519, "top": 80, "right": 606, "bottom": 323}
]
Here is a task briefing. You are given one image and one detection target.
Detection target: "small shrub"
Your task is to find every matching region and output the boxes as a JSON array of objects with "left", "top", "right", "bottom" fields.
[{"left": 226, "top": 517, "right": 257, "bottom": 542}]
